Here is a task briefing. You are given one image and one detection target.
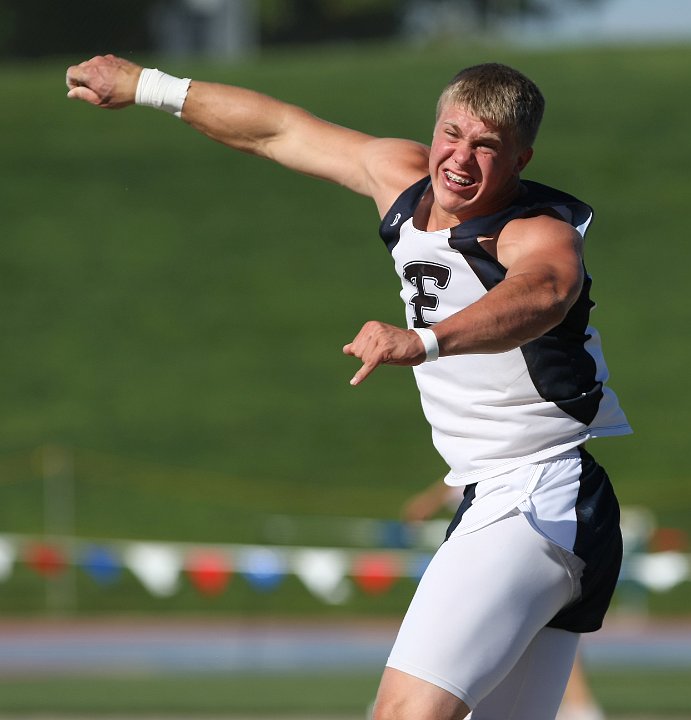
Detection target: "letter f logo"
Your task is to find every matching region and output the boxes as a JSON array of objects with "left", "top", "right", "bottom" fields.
[{"left": 403, "top": 262, "right": 451, "bottom": 328}]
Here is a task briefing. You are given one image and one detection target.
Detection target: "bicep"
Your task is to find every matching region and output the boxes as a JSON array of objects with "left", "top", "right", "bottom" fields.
[
  {"left": 183, "top": 80, "right": 429, "bottom": 207},
  {"left": 266, "top": 119, "right": 429, "bottom": 209},
  {"left": 263, "top": 112, "right": 376, "bottom": 190},
  {"left": 499, "top": 216, "right": 585, "bottom": 312},
  {"left": 183, "top": 81, "right": 372, "bottom": 184}
]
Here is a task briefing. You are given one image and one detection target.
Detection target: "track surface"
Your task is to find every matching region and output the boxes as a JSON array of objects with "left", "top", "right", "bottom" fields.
[
  {"left": 0, "top": 617, "right": 689, "bottom": 719},
  {"left": 1, "top": 615, "right": 690, "bottom": 675}
]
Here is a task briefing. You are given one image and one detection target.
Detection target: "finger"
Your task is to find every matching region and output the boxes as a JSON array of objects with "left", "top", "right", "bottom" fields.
[
  {"left": 343, "top": 328, "right": 371, "bottom": 359},
  {"left": 350, "top": 359, "right": 379, "bottom": 387},
  {"left": 65, "top": 59, "right": 94, "bottom": 89},
  {"left": 66, "top": 86, "right": 101, "bottom": 105}
]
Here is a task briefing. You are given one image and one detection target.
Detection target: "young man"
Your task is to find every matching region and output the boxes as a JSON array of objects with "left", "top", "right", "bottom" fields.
[{"left": 65, "top": 56, "right": 631, "bottom": 720}]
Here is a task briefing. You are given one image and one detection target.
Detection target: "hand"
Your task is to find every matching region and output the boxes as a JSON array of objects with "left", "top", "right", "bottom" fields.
[
  {"left": 401, "top": 480, "right": 462, "bottom": 523},
  {"left": 343, "top": 321, "right": 426, "bottom": 386},
  {"left": 402, "top": 492, "right": 441, "bottom": 523},
  {"left": 66, "top": 54, "right": 142, "bottom": 109}
]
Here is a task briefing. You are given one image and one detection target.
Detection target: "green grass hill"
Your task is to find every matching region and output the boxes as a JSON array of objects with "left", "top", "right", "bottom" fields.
[{"left": 2, "top": 41, "right": 690, "bottom": 551}]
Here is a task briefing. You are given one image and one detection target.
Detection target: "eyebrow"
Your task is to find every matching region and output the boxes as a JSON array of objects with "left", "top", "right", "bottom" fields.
[{"left": 442, "top": 122, "right": 502, "bottom": 145}]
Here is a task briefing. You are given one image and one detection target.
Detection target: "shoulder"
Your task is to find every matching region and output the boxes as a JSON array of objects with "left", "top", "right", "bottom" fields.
[
  {"left": 497, "top": 213, "right": 584, "bottom": 270},
  {"left": 362, "top": 138, "right": 430, "bottom": 217}
]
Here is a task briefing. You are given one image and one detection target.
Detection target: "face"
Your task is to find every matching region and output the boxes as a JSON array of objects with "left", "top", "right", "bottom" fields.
[{"left": 427, "top": 103, "right": 533, "bottom": 230}]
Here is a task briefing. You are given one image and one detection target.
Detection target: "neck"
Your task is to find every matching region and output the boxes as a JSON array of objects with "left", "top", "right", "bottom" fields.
[{"left": 424, "top": 179, "right": 523, "bottom": 232}]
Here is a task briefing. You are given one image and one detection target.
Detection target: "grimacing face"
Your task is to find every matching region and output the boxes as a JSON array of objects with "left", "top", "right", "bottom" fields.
[{"left": 427, "top": 103, "right": 533, "bottom": 229}]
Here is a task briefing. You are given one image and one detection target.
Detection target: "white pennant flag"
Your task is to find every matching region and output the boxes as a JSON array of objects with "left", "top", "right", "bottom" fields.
[
  {"left": 292, "top": 548, "right": 351, "bottom": 605},
  {"left": 629, "top": 551, "right": 689, "bottom": 592},
  {"left": 0, "top": 537, "right": 16, "bottom": 581},
  {"left": 124, "top": 542, "right": 182, "bottom": 597}
]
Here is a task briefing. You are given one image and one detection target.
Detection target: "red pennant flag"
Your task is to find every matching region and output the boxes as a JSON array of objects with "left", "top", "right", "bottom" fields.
[
  {"left": 26, "top": 543, "right": 67, "bottom": 576},
  {"left": 352, "top": 553, "right": 399, "bottom": 595},
  {"left": 187, "top": 551, "right": 232, "bottom": 596}
]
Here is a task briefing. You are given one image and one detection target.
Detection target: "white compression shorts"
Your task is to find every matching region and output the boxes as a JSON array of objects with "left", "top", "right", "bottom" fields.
[{"left": 386, "top": 453, "right": 594, "bottom": 718}]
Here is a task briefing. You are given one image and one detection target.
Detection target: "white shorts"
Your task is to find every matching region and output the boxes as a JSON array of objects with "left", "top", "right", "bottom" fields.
[{"left": 386, "top": 450, "right": 620, "bottom": 717}]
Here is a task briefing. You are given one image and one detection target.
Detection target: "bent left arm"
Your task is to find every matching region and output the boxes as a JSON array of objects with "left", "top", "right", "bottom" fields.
[
  {"left": 433, "top": 214, "right": 584, "bottom": 354},
  {"left": 344, "top": 214, "right": 584, "bottom": 385}
]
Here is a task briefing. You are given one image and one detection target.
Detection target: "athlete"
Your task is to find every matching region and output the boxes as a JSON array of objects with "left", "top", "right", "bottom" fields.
[{"left": 65, "top": 55, "right": 632, "bottom": 720}]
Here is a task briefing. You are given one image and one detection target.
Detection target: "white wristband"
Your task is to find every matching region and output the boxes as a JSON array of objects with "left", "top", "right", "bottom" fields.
[
  {"left": 135, "top": 68, "right": 191, "bottom": 118},
  {"left": 412, "top": 327, "right": 439, "bottom": 362}
]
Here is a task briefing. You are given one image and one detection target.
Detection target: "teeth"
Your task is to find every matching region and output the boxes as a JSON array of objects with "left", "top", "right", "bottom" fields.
[{"left": 445, "top": 170, "right": 473, "bottom": 186}]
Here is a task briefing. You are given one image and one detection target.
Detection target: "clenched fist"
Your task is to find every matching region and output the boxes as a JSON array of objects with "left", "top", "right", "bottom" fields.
[{"left": 66, "top": 54, "right": 141, "bottom": 109}]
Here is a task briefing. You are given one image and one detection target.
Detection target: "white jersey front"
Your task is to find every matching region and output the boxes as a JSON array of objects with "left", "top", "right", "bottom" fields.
[{"left": 379, "top": 178, "right": 632, "bottom": 484}]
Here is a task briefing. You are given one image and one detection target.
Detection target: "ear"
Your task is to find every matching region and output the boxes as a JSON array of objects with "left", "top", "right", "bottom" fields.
[{"left": 515, "top": 147, "right": 533, "bottom": 174}]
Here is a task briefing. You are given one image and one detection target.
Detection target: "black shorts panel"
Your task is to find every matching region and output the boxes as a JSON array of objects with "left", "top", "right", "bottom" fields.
[{"left": 547, "top": 447, "right": 622, "bottom": 633}]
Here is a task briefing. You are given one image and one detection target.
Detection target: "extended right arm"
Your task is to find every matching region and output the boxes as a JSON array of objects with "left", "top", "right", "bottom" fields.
[{"left": 66, "top": 54, "right": 430, "bottom": 212}]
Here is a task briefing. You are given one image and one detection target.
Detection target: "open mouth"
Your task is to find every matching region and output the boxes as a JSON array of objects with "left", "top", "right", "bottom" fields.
[{"left": 444, "top": 169, "right": 474, "bottom": 187}]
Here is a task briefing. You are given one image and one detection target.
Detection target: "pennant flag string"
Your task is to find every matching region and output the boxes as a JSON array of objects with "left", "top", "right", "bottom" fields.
[{"left": 0, "top": 533, "right": 688, "bottom": 601}]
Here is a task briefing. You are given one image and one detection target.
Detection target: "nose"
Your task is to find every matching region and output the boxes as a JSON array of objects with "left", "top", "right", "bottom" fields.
[{"left": 452, "top": 142, "right": 473, "bottom": 167}]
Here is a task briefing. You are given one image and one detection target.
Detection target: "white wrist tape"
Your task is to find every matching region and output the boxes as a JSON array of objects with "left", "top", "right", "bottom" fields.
[
  {"left": 412, "top": 327, "right": 439, "bottom": 362},
  {"left": 135, "top": 68, "right": 191, "bottom": 118}
]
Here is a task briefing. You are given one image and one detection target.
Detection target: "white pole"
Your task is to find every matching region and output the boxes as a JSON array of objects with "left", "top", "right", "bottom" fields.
[{"left": 41, "top": 444, "right": 76, "bottom": 614}]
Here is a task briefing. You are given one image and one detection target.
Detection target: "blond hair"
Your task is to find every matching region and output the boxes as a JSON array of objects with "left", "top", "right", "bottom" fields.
[{"left": 436, "top": 63, "right": 545, "bottom": 149}]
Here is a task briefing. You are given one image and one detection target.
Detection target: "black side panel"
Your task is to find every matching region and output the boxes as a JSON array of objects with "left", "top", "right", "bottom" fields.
[{"left": 548, "top": 448, "right": 622, "bottom": 633}]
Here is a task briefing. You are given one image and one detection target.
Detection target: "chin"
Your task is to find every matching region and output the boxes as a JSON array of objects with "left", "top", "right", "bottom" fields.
[{"left": 442, "top": 192, "right": 478, "bottom": 214}]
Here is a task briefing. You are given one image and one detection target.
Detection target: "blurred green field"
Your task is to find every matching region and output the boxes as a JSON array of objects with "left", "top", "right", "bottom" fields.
[
  {"left": 1, "top": 41, "right": 690, "bottom": 613},
  {"left": 0, "top": 668, "right": 689, "bottom": 717}
]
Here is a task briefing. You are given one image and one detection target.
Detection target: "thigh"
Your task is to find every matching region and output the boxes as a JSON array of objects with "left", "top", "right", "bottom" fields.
[
  {"left": 470, "top": 626, "right": 580, "bottom": 720},
  {"left": 386, "top": 510, "right": 577, "bottom": 709}
]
